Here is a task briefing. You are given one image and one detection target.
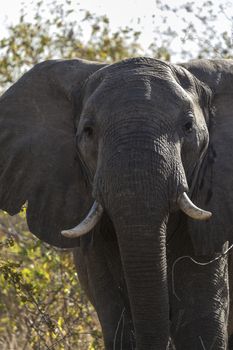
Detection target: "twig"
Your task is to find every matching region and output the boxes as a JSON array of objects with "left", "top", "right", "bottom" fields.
[{"left": 172, "top": 243, "right": 233, "bottom": 302}]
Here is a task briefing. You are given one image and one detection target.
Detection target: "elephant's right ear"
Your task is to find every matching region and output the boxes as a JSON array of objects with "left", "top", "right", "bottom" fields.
[
  {"left": 180, "top": 59, "right": 233, "bottom": 254},
  {"left": 0, "top": 59, "right": 106, "bottom": 248}
]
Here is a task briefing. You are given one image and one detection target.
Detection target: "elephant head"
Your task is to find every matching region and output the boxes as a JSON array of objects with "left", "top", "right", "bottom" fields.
[{"left": 0, "top": 57, "right": 233, "bottom": 349}]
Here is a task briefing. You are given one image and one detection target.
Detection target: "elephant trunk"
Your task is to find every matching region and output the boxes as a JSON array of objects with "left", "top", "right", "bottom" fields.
[
  {"left": 96, "top": 145, "right": 181, "bottom": 349},
  {"left": 112, "top": 203, "right": 170, "bottom": 349}
]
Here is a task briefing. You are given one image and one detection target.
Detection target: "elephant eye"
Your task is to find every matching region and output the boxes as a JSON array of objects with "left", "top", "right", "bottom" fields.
[
  {"left": 183, "top": 120, "right": 193, "bottom": 135},
  {"left": 83, "top": 125, "right": 94, "bottom": 137}
]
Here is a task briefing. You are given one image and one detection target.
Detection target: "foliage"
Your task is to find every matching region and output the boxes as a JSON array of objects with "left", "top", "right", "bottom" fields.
[
  {"left": 0, "top": 0, "right": 142, "bottom": 89},
  {"left": 0, "top": 0, "right": 233, "bottom": 349},
  {"left": 150, "top": 0, "right": 233, "bottom": 61},
  {"left": 0, "top": 212, "right": 103, "bottom": 349}
]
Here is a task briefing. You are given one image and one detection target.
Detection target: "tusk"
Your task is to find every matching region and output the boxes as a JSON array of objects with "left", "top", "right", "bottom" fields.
[
  {"left": 61, "top": 201, "right": 103, "bottom": 238},
  {"left": 178, "top": 192, "right": 212, "bottom": 221}
]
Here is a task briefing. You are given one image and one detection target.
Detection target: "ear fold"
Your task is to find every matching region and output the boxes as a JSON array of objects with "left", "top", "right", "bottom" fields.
[
  {"left": 0, "top": 59, "right": 106, "bottom": 248},
  {"left": 181, "top": 59, "right": 233, "bottom": 255}
]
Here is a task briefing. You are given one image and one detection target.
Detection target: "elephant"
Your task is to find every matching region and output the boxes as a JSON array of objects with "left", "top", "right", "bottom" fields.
[{"left": 0, "top": 56, "right": 233, "bottom": 349}]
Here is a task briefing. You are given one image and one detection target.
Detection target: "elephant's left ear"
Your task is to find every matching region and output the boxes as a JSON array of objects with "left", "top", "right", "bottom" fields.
[
  {"left": 0, "top": 59, "right": 106, "bottom": 248},
  {"left": 181, "top": 59, "right": 233, "bottom": 255}
]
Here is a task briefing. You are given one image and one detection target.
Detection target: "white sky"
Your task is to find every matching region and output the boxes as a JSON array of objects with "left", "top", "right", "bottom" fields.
[
  {"left": 0, "top": 0, "right": 161, "bottom": 48},
  {"left": 0, "top": 0, "right": 233, "bottom": 59}
]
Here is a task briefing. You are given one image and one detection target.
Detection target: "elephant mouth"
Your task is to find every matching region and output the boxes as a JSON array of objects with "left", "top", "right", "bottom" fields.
[{"left": 61, "top": 192, "right": 212, "bottom": 238}]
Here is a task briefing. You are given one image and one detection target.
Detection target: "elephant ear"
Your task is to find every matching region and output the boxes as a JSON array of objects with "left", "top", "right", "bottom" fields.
[
  {"left": 0, "top": 59, "right": 106, "bottom": 248},
  {"left": 181, "top": 59, "right": 233, "bottom": 255}
]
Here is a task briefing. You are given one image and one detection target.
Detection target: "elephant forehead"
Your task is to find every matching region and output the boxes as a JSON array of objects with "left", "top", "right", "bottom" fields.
[
  {"left": 79, "top": 60, "right": 199, "bottom": 126},
  {"left": 85, "top": 71, "right": 193, "bottom": 114}
]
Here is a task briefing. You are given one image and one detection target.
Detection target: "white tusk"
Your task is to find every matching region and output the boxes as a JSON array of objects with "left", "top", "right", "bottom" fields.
[
  {"left": 61, "top": 201, "right": 103, "bottom": 238},
  {"left": 178, "top": 192, "right": 212, "bottom": 221}
]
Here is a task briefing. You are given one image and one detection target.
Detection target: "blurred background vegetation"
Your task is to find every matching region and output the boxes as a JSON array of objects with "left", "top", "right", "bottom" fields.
[{"left": 0, "top": 0, "right": 232, "bottom": 349}]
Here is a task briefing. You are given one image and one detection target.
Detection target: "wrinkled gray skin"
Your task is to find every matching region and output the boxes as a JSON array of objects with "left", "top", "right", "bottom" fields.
[{"left": 1, "top": 57, "right": 233, "bottom": 349}]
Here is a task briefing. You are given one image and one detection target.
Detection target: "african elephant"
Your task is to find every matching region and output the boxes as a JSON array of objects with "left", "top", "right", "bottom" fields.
[{"left": 0, "top": 57, "right": 233, "bottom": 349}]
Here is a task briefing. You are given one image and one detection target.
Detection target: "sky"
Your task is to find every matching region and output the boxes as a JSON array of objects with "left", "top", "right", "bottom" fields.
[
  {"left": 0, "top": 0, "right": 233, "bottom": 59},
  {"left": 0, "top": 0, "right": 161, "bottom": 49}
]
